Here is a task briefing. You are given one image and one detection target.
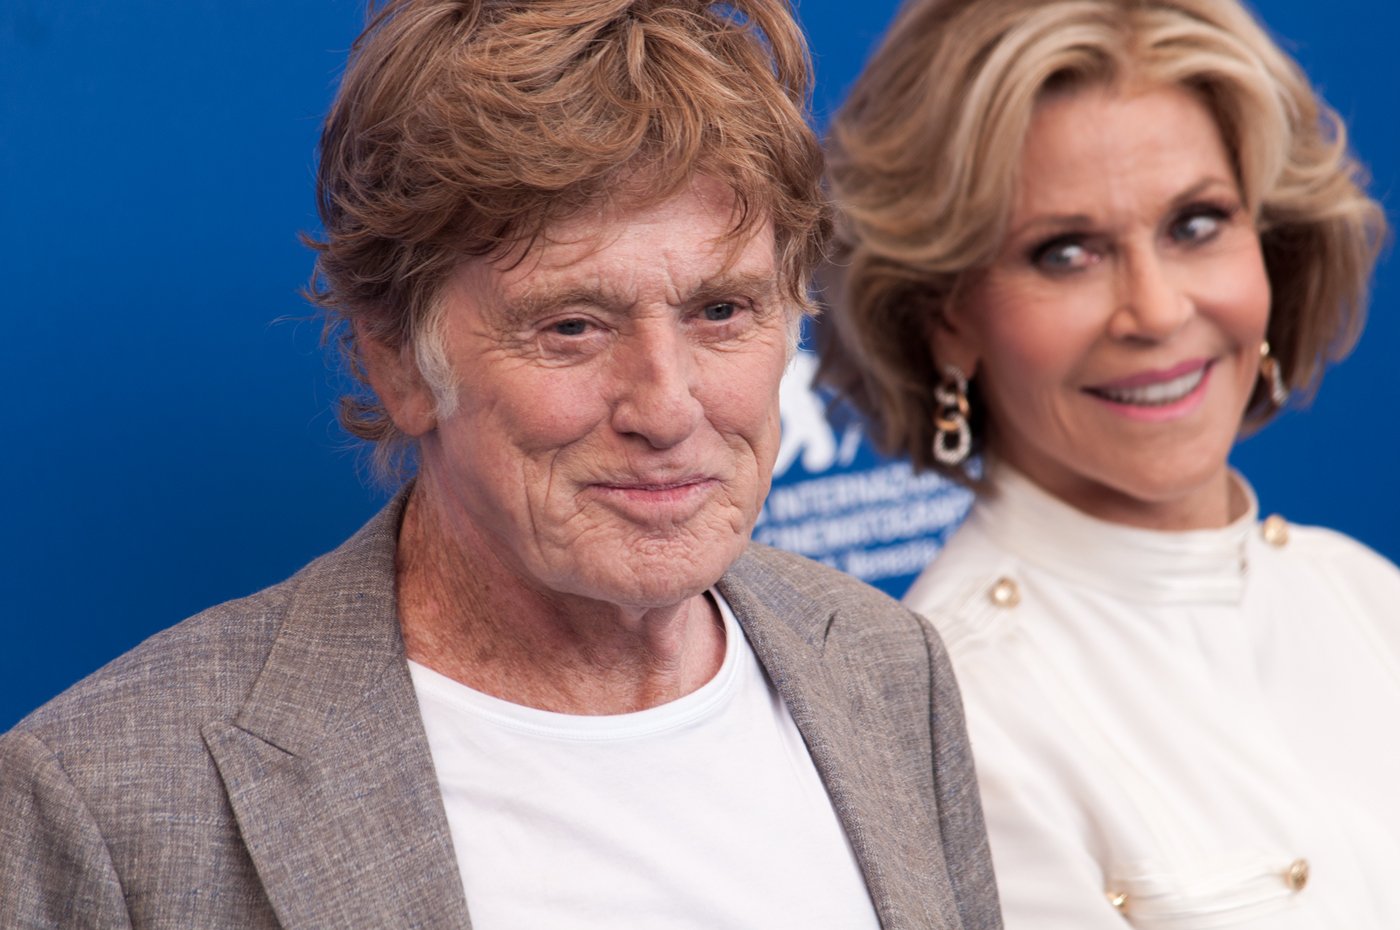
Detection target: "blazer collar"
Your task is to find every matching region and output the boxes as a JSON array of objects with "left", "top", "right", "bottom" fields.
[
  {"left": 203, "top": 490, "right": 473, "bottom": 929},
  {"left": 719, "top": 549, "right": 965, "bottom": 929}
]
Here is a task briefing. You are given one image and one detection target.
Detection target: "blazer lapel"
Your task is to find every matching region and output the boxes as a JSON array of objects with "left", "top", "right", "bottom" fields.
[
  {"left": 720, "top": 551, "right": 965, "bottom": 930},
  {"left": 203, "top": 498, "right": 472, "bottom": 930}
]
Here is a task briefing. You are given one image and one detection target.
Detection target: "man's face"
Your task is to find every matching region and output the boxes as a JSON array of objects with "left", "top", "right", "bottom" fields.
[{"left": 411, "top": 178, "right": 792, "bottom": 610}]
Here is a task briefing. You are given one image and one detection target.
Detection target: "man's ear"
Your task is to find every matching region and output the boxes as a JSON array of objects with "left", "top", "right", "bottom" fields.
[{"left": 356, "top": 326, "right": 438, "bottom": 437}]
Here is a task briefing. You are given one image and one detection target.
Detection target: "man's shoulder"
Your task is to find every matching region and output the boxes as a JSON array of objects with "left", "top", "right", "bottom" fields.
[
  {"left": 726, "top": 542, "right": 929, "bottom": 645},
  {"left": 8, "top": 577, "right": 295, "bottom": 759},
  {"left": 731, "top": 543, "right": 908, "bottom": 608},
  {"left": 0, "top": 578, "right": 303, "bottom": 865},
  {"left": 7, "top": 495, "right": 405, "bottom": 757}
]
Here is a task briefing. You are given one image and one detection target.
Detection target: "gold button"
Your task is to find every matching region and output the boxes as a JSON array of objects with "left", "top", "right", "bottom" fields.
[
  {"left": 1261, "top": 514, "right": 1289, "bottom": 547},
  {"left": 1285, "top": 858, "right": 1309, "bottom": 891},
  {"left": 1106, "top": 891, "right": 1128, "bottom": 910},
  {"left": 989, "top": 577, "right": 1021, "bottom": 608}
]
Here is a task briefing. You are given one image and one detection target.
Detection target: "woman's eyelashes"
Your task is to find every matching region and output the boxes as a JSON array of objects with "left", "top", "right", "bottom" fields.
[
  {"left": 1028, "top": 234, "right": 1101, "bottom": 273},
  {"left": 1025, "top": 201, "right": 1243, "bottom": 274},
  {"left": 1166, "top": 201, "right": 1239, "bottom": 245}
]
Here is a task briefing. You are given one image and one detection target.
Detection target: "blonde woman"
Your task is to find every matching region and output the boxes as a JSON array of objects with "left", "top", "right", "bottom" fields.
[{"left": 821, "top": 0, "right": 1398, "bottom": 926}]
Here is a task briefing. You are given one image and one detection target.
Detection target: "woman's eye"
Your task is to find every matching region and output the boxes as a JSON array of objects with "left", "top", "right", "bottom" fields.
[
  {"left": 1169, "top": 210, "right": 1225, "bottom": 244},
  {"left": 701, "top": 302, "right": 739, "bottom": 322},
  {"left": 551, "top": 318, "right": 589, "bottom": 336},
  {"left": 1032, "top": 239, "right": 1095, "bottom": 272}
]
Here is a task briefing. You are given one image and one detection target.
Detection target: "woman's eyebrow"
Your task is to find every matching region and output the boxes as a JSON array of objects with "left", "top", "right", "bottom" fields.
[
  {"left": 1006, "top": 175, "right": 1240, "bottom": 242},
  {"left": 1167, "top": 175, "right": 1238, "bottom": 206},
  {"left": 1007, "top": 212, "right": 1095, "bottom": 241}
]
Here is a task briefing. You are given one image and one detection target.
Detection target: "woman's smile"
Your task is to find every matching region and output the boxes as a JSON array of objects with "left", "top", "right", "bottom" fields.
[{"left": 1084, "top": 359, "right": 1214, "bottom": 419}]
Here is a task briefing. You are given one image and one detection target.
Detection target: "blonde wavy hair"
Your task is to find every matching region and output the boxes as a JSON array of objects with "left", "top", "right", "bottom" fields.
[
  {"left": 307, "top": 0, "right": 827, "bottom": 473},
  {"left": 821, "top": 0, "right": 1387, "bottom": 480}
]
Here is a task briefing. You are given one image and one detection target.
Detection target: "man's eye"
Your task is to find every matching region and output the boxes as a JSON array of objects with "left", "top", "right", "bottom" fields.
[
  {"left": 551, "top": 318, "right": 589, "bottom": 336},
  {"left": 701, "top": 302, "right": 738, "bottom": 322}
]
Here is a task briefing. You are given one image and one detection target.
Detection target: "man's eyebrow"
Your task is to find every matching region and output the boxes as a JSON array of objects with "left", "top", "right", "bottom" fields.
[
  {"left": 495, "top": 286, "right": 619, "bottom": 327},
  {"left": 688, "top": 269, "right": 783, "bottom": 304},
  {"left": 497, "top": 269, "right": 782, "bottom": 325}
]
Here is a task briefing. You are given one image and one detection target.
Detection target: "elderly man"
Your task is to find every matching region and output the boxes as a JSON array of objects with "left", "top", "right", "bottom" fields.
[{"left": 0, "top": 1, "right": 1000, "bottom": 927}]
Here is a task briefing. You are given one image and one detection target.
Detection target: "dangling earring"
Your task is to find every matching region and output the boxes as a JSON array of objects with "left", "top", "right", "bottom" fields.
[
  {"left": 1259, "top": 341, "right": 1288, "bottom": 407},
  {"left": 932, "top": 365, "right": 971, "bottom": 466}
]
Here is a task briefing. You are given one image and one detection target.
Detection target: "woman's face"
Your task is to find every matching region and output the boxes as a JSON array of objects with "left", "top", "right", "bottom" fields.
[{"left": 936, "top": 83, "right": 1271, "bottom": 529}]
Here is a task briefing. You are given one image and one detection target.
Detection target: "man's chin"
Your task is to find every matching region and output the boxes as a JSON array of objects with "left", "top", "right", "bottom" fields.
[{"left": 547, "top": 545, "right": 737, "bottom": 613}]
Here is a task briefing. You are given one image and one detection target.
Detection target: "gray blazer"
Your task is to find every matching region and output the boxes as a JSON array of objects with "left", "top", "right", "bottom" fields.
[{"left": 1, "top": 498, "right": 1000, "bottom": 929}]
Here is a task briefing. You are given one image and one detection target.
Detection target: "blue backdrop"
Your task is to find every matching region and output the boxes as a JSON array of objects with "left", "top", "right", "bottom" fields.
[{"left": 2, "top": 1, "right": 1396, "bottom": 729}]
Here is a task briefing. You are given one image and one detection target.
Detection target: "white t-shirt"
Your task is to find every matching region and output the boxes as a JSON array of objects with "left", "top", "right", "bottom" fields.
[
  {"left": 409, "top": 592, "right": 881, "bottom": 930},
  {"left": 907, "top": 465, "right": 1400, "bottom": 929}
]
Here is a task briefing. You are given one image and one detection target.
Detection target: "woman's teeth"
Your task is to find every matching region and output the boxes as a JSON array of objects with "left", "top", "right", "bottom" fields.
[{"left": 1094, "top": 367, "right": 1205, "bottom": 406}]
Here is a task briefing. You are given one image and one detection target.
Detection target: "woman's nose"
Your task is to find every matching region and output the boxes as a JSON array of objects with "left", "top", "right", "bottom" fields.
[{"left": 1108, "top": 249, "right": 1193, "bottom": 343}]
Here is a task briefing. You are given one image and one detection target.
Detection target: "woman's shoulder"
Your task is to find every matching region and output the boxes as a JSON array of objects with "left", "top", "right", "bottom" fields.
[
  {"left": 902, "top": 517, "right": 1028, "bottom": 655},
  {"left": 1284, "top": 518, "right": 1396, "bottom": 557},
  {"left": 1252, "top": 517, "right": 1400, "bottom": 640},
  {"left": 1260, "top": 516, "right": 1400, "bottom": 591}
]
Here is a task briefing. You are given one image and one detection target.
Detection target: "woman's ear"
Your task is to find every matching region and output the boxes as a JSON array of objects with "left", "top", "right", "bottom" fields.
[
  {"left": 356, "top": 326, "right": 439, "bottom": 437},
  {"left": 926, "top": 292, "right": 980, "bottom": 380}
]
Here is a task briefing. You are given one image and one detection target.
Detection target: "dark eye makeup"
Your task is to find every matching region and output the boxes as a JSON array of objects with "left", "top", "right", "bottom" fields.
[
  {"left": 1167, "top": 201, "right": 1238, "bottom": 244},
  {"left": 1027, "top": 236, "right": 1096, "bottom": 273},
  {"left": 1023, "top": 198, "right": 1243, "bottom": 273}
]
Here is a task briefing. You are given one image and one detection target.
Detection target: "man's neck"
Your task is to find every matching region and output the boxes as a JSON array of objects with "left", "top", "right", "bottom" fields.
[{"left": 394, "top": 486, "right": 727, "bottom": 715}]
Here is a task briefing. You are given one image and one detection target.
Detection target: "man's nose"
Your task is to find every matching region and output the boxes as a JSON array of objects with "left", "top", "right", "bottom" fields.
[{"left": 608, "top": 325, "right": 705, "bottom": 449}]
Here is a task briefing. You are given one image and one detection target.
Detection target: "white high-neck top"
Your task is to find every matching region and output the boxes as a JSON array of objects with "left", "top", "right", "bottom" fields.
[{"left": 906, "top": 466, "right": 1400, "bottom": 929}]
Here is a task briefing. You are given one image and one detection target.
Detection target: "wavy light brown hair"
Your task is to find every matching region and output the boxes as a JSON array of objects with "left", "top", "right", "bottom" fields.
[
  {"left": 307, "top": 0, "right": 827, "bottom": 471},
  {"left": 820, "top": 0, "right": 1386, "bottom": 481}
]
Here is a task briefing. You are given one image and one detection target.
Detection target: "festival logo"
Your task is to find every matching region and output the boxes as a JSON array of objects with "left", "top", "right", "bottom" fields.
[{"left": 761, "top": 347, "right": 972, "bottom": 598}]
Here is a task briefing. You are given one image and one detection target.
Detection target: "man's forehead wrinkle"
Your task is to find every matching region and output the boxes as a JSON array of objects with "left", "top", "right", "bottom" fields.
[{"left": 492, "top": 246, "right": 778, "bottom": 325}]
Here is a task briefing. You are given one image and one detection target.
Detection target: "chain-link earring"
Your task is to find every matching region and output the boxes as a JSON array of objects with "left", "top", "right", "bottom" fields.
[
  {"left": 932, "top": 365, "right": 971, "bottom": 466},
  {"left": 1259, "top": 341, "right": 1288, "bottom": 407}
]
